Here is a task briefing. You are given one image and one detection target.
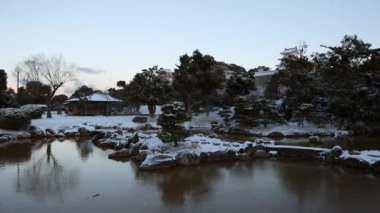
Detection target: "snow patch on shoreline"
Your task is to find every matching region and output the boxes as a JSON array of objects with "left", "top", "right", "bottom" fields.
[
  {"left": 31, "top": 113, "right": 159, "bottom": 132},
  {"left": 341, "top": 150, "right": 380, "bottom": 165},
  {"left": 248, "top": 122, "right": 348, "bottom": 136}
]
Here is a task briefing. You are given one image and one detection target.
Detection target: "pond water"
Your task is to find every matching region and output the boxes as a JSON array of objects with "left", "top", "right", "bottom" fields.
[{"left": 1, "top": 140, "right": 380, "bottom": 213}]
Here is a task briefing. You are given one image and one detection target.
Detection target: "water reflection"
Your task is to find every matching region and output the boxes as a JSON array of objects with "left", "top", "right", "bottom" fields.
[
  {"left": 1, "top": 139, "right": 380, "bottom": 212},
  {"left": 75, "top": 140, "right": 94, "bottom": 160},
  {"left": 0, "top": 142, "right": 32, "bottom": 164},
  {"left": 274, "top": 160, "right": 380, "bottom": 212},
  {"left": 135, "top": 164, "right": 224, "bottom": 206},
  {"left": 14, "top": 142, "right": 79, "bottom": 202}
]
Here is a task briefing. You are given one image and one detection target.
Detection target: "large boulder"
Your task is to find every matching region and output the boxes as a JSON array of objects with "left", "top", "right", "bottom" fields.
[
  {"left": 175, "top": 150, "right": 201, "bottom": 166},
  {"left": 98, "top": 133, "right": 126, "bottom": 147},
  {"left": 28, "top": 125, "right": 45, "bottom": 138},
  {"left": 20, "top": 104, "right": 46, "bottom": 119},
  {"left": 45, "top": 128, "right": 56, "bottom": 135},
  {"left": 132, "top": 116, "right": 148, "bottom": 123},
  {"left": 92, "top": 132, "right": 112, "bottom": 143},
  {"left": 127, "top": 132, "right": 139, "bottom": 144},
  {"left": 0, "top": 108, "right": 31, "bottom": 130},
  {"left": 130, "top": 142, "right": 145, "bottom": 156},
  {"left": 139, "top": 154, "right": 176, "bottom": 170},
  {"left": 108, "top": 148, "right": 132, "bottom": 159},
  {"left": 200, "top": 150, "right": 237, "bottom": 162}
]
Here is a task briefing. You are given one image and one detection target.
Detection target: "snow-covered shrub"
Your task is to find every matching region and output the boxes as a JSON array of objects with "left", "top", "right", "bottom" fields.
[
  {"left": 234, "top": 96, "right": 284, "bottom": 127},
  {"left": 0, "top": 108, "right": 31, "bottom": 130},
  {"left": 20, "top": 104, "right": 46, "bottom": 119},
  {"left": 157, "top": 102, "right": 191, "bottom": 146}
]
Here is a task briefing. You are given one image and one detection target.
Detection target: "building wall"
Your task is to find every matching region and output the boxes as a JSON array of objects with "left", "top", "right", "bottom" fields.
[{"left": 66, "top": 102, "right": 120, "bottom": 115}]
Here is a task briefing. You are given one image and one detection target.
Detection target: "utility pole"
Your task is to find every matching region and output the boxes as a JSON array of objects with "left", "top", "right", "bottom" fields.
[{"left": 15, "top": 66, "right": 21, "bottom": 94}]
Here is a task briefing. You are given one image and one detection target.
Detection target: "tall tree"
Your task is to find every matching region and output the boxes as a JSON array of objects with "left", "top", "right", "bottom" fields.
[
  {"left": 71, "top": 85, "right": 94, "bottom": 98},
  {"left": 51, "top": 94, "right": 68, "bottom": 109},
  {"left": 127, "top": 66, "right": 172, "bottom": 116},
  {"left": 16, "top": 81, "right": 51, "bottom": 105},
  {"left": 173, "top": 50, "right": 225, "bottom": 114},
  {"left": 158, "top": 102, "right": 191, "bottom": 146},
  {"left": 315, "top": 35, "right": 380, "bottom": 124},
  {"left": 19, "top": 55, "right": 76, "bottom": 118},
  {"left": 0, "top": 69, "right": 8, "bottom": 107}
]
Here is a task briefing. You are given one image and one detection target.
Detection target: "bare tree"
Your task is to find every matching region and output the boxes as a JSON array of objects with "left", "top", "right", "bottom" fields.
[{"left": 19, "top": 54, "right": 76, "bottom": 118}]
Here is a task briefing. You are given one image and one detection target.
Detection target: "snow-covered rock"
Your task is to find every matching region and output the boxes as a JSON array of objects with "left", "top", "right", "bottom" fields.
[
  {"left": 132, "top": 116, "right": 148, "bottom": 123},
  {"left": 108, "top": 148, "right": 132, "bottom": 159},
  {"left": 175, "top": 150, "right": 201, "bottom": 166},
  {"left": 139, "top": 154, "right": 176, "bottom": 170},
  {"left": 28, "top": 125, "right": 45, "bottom": 138}
]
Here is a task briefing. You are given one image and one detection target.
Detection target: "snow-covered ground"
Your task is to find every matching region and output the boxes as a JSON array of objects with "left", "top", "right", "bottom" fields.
[
  {"left": 30, "top": 113, "right": 159, "bottom": 132},
  {"left": 185, "top": 110, "right": 225, "bottom": 129},
  {"left": 249, "top": 122, "right": 348, "bottom": 137},
  {"left": 148, "top": 134, "right": 250, "bottom": 155},
  {"left": 109, "top": 133, "right": 380, "bottom": 170},
  {"left": 1, "top": 110, "right": 347, "bottom": 139}
]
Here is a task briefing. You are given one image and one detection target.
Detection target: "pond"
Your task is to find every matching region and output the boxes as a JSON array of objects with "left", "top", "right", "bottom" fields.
[{"left": 1, "top": 140, "right": 380, "bottom": 213}]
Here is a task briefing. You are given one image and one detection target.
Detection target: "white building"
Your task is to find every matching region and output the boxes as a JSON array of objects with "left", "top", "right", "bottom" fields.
[{"left": 277, "top": 47, "right": 300, "bottom": 70}]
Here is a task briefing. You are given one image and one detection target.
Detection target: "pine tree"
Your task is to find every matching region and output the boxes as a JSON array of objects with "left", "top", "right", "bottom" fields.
[
  {"left": 0, "top": 70, "right": 8, "bottom": 107},
  {"left": 158, "top": 102, "right": 191, "bottom": 146}
]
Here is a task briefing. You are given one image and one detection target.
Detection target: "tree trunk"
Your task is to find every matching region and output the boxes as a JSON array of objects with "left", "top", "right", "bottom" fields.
[
  {"left": 186, "top": 99, "right": 192, "bottom": 115},
  {"left": 47, "top": 101, "right": 52, "bottom": 118},
  {"left": 46, "top": 87, "right": 60, "bottom": 118},
  {"left": 148, "top": 104, "right": 156, "bottom": 117}
]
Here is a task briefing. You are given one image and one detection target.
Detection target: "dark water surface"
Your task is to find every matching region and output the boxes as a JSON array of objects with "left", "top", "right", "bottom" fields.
[{"left": 1, "top": 140, "right": 380, "bottom": 213}]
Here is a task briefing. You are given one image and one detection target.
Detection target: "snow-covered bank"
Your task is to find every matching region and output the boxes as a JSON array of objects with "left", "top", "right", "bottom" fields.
[
  {"left": 184, "top": 110, "right": 348, "bottom": 137},
  {"left": 31, "top": 113, "right": 159, "bottom": 132},
  {"left": 248, "top": 122, "right": 348, "bottom": 137},
  {"left": 100, "top": 132, "right": 380, "bottom": 172},
  {"left": 1, "top": 109, "right": 349, "bottom": 144}
]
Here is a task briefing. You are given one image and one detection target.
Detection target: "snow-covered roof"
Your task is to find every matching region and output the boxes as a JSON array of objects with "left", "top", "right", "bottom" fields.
[
  {"left": 64, "top": 93, "right": 122, "bottom": 104},
  {"left": 281, "top": 47, "right": 299, "bottom": 55}
]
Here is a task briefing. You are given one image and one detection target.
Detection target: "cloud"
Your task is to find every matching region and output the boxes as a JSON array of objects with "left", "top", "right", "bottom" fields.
[
  {"left": 78, "top": 67, "right": 106, "bottom": 75},
  {"left": 62, "top": 79, "right": 97, "bottom": 95}
]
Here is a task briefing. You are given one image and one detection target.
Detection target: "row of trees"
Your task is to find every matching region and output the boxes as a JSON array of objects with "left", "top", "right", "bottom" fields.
[
  {"left": 109, "top": 50, "right": 257, "bottom": 117},
  {"left": 262, "top": 35, "right": 380, "bottom": 127},
  {"left": 2, "top": 35, "right": 378, "bottom": 130}
]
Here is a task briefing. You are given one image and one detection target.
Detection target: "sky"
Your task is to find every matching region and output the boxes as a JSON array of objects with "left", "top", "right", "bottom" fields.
[{"left": 1, "top": 0, "right": 379, "bottom": 95}]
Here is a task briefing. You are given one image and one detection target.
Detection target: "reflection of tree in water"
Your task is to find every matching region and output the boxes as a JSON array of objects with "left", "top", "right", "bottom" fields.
[
  {"left": 14, "top": 142, "right": 79, "bottom": 202},
  {"left": 135, "top": 163, "right": 233, "bottom": 206},
  {"left": 75, "top": 139, "right": 94, "bottom": 160},
  {"left": 274, "top": 161, "right": 380, "bottom": 212},
  {"left": 0, "top": 142, "right": 32, "bottom": 164}
]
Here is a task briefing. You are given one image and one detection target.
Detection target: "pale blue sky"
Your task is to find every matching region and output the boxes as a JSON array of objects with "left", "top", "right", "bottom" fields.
[{"left": 1, "top": 0, "right": 379, "bottom": 94}]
